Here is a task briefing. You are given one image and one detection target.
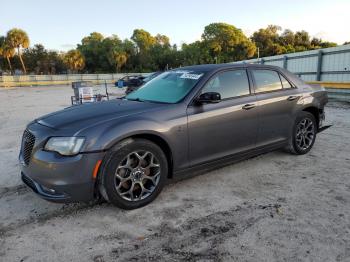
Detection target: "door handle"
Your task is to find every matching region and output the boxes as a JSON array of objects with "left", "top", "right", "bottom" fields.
[
  {"left": 242, "top": 103, "right": 256, "bottom": 110},
  {"left": 287, "top": 95, "right": 300, "bottom": 101}
]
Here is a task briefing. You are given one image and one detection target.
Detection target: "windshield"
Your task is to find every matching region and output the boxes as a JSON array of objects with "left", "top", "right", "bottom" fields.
[{"left": 125, "top": 70, "right": 205, "bottom": 103}]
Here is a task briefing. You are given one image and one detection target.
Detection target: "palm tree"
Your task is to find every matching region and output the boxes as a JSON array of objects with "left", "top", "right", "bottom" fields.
[
  {"left": 6, "top": 28, "right": 30, "bottom": 74},
  {"left": 0, "top": 37, "right": 15, "bottom": 74},
  {"left": 63, "top": 49, "right": 85, "bottom": 73},
  {"left": 113, "top": 51, "right": 128, "bottom": 72}
]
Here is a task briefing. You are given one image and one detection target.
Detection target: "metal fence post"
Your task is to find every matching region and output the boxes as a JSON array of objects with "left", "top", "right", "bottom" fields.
[
  {"left": 283, "top": 56, "right": 288, "bottom": 69},
  {"left": 316, "top": 51, "right": 323, "bottom": 81}
]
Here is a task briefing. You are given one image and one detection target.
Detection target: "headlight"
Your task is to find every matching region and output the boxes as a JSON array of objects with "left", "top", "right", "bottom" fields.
[{"left": 44, "top": 137, "right": 85, "bottom": 156}]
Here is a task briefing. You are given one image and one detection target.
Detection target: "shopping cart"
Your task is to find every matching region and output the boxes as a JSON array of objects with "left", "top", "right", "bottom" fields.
[{"left": 71, "top": 81, "right": 109, "bottom": 105}]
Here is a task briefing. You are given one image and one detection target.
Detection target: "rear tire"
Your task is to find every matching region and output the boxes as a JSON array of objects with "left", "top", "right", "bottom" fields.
[
  {"left": 101, "top": 139, "right": 168, "bottom": 209},
  {"left": 285, "top": 111, "right": 317, "bottom": 155}
]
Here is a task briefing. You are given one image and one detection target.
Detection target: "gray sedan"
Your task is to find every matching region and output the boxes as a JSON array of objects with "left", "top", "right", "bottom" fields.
[{"left": 19, "top": 64, "right": 328, "bottom": 209}]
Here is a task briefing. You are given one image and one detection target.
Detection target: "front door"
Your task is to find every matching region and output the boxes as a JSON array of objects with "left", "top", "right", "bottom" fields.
[{"left": 187, "top": 69, "right": 259, "bottom": 167}]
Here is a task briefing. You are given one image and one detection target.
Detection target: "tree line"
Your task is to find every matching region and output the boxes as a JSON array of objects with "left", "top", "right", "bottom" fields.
[{"left": 0, "top": 23, "right": 344, "bottom": 75}]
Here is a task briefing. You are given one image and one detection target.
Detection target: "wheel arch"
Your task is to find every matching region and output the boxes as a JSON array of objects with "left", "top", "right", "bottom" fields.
[
  {"left": 302, "top": 106, "right": 320, "bottom": 127},
  {"left": 103, "top": 132, "right": 174, "bottom": 179},
  {"left": 94, "top": 132, "right": 174, "bottom": 201},
  {"left": 126, "top": 133, "right": 174, "bottom": 179}
]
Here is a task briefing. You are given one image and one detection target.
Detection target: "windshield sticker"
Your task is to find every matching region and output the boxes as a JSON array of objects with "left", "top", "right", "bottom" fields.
[
  {"left": 180, "top": 73, "right": 203, "bottom": 80},
  {"left": 173, "top": 70, "right": 190, "bottom": 74}
]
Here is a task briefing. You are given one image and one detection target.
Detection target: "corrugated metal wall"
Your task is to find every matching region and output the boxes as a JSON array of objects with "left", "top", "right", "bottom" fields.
[{"left": 233, "top": 44, "right": 350, "bottom": 82}]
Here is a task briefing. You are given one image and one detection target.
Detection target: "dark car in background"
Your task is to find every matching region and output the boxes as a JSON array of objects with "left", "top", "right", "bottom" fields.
[
  {"left": 115, "top": 75, "right": 145, "bottom": 89},
  {"left": 20, "top": 64, "right": 328, "bottom": 209},
  {"left": 125, "top": 71, "right": 163, "bottom": 94}
]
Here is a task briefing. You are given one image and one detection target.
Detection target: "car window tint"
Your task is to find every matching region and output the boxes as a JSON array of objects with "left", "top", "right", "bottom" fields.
[
  {"left": 252, "top": 70, "right": 283, "bottom": 93},
  {"left": 280, "top": 74, "right": 292, "bottom": 88},
  {"left": 201, "top": 70, "right": 250, "bottom": 99}
]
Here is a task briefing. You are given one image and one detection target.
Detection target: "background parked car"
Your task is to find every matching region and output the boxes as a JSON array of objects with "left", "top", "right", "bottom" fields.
[
  {"left": 115, "top": 75, "right": 145, "bottom": 89},
  {"left": 125, "top": 71, "right": 163, "bottom": 94}
]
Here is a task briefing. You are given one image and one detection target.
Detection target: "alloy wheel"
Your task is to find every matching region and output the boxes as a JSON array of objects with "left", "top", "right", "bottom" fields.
[
  {"left": 114, "top": 151, "right": 161, "bottom": 201},
  {"left": 295, "top": 118, "right": 315, "bottom": 151}
]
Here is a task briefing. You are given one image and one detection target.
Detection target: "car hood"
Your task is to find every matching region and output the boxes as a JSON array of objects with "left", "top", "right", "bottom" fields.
[{"left": 36, "top": 99, "right": 165, "bottom": 131}]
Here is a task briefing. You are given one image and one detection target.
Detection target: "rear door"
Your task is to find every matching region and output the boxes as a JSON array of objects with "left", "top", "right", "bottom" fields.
[
  {"left": 187, "top": 69, "right": 258, "bottom": 166},
  {"left": 250, "top": 68, "right": 302, "bottom": 147}
]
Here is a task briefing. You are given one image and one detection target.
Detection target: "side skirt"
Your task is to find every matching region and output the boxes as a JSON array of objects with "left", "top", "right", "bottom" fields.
[{"left": 171, "top": 141, "right": 287, "bottom": 182}]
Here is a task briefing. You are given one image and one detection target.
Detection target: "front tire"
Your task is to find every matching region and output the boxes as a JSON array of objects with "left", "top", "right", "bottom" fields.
[
  {"left": 102, "top": 139, "right": 168, "bottom": 209},
  {"left": 286, "top": 111, "right": 317, "bottom": 155}
]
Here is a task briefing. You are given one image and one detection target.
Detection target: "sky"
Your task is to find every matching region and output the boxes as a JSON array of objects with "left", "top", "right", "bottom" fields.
[{"left": 1, "top": 0, "right": 349, "bottom": 51}]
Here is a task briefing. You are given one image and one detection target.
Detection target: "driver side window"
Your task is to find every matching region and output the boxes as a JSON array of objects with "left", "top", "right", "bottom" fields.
[{"left": 201, "top": 70, "right": 250, "bottom": 99}]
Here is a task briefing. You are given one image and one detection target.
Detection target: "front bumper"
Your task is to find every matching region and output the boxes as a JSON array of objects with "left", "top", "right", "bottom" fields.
[
  {"left": 19, "top": 122, "right": 105, "bottom": 203},
  {"left": 20, "top": 151, "right": 104, "bottom": 203}
]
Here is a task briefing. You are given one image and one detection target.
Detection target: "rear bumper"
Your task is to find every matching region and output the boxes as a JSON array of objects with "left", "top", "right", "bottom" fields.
[
  {"left": 319, "top": 109, "right": 326, "bottom": 128},
  {"left": 318, "top": 125, "right": 332, "bottom": 133},
  {"left": 19, "top": 150, "right": 104, "bottom": 203},
  {"left": 317, "top": 108, "right": 331, "bottom": 133}
]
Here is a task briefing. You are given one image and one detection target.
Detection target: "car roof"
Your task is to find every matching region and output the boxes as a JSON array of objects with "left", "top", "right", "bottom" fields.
[{"left": 177, "top": 63, "right": 283, "bottom": 73}]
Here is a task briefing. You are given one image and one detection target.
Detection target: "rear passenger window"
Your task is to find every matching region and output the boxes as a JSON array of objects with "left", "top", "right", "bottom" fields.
[
  {"left": 279, "top": 74, "right": 293, "bottom": 89},
  {"left": 201, "top": 70, "right": 250, "bottom": 99},
  {"left": 252, "top": 70, "right": 283, "bottom": 93}
]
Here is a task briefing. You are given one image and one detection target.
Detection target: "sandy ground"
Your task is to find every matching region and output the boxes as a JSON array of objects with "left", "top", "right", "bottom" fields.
[{"left": 0, "top": 85, "right": 349, "bottom": 262}]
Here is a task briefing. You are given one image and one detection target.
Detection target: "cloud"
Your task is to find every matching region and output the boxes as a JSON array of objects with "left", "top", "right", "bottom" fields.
[
  {"left": 60, "top": 44, "right": 76, "bottom": 50},
  {"left": 242, "top": 28, "right": 253, "bottom": 37},
  {"left": 313, "top": 31, "right": 331, "bottom": 41}
]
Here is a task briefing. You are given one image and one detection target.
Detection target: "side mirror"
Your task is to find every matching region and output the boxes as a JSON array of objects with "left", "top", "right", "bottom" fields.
[{"left": 195, "top": 92, "right": 221, "bottom": 104}]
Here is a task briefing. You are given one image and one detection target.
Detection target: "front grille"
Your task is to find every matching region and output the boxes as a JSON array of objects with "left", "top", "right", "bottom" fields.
[{"left": 21, "top": 130, "right": 35, "bottom": 165}]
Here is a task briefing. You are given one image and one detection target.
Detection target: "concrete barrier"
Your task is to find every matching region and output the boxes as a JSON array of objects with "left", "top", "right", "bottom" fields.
[
  {"left": 0, "top": 73, "right": 146, "bottom": 87},
  {"left": 325, "top": 88, "right": 350, "bottom": 101},
  {"left": 308, "top": 82, "right": 350, "bottom": 101},
  {"left": 307, "top": 81, "right": 350, "bottom": 89}
]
